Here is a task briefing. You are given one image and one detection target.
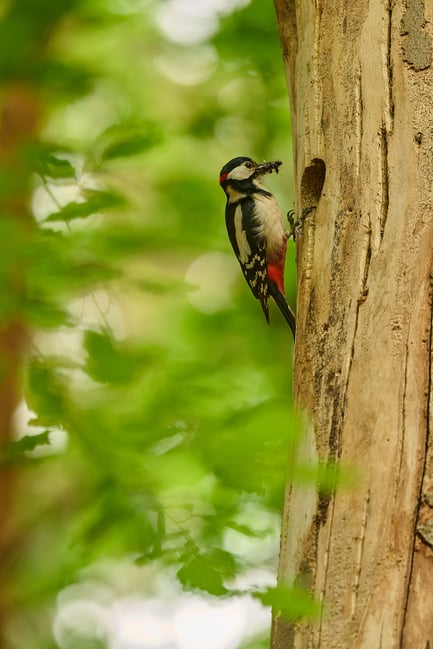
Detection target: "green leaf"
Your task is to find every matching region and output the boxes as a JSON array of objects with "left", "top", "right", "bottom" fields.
[
  {"left": 253, "top": 584, "right": 320, "bottom": 621},
  {"left": 21, "top": 298, "right": 71, "bottom": 329},
  {"left": 94, "top": 120, "right": 163, "bottom": 163},
  {"left": 34, "top": 152, "right": 76, "bottom": 180},
  {"left": 12, "top": 432, "right": 51, "bottom": 453},
  {"left": 177, "top": 547, "right": 236, "bottom": 596},
  {"left": 0, "top": 432, "right": 51, "bottom": 465},
  {"left": 102, "top": 132, "right": 162, "bottom": 160},
  {"left": 44, "top": 190, "right": 125, "bottom": 222},
  {"left": 84, "top": 329, "right": 145, "bottom": 385},
  {"left": 25, "top": 360, "right": 69, "bottom": 427},
  {"left": 74, "top": 481, "right": 161, "bottom": 559}
]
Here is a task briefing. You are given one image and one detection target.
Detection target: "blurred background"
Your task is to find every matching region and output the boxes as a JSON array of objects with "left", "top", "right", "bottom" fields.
[{"left": 0, "top": 1, "right": 301, "bottom": 648}]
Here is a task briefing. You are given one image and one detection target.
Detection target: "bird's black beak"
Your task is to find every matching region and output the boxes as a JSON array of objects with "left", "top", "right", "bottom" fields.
[{"left": 254, "top": 160, "right": 282, "bottom": 176}]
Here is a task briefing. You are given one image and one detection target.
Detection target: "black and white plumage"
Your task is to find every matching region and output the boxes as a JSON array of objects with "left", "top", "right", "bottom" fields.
[{"left": 219, "top": 156, "right": 296, "bottom": 338}]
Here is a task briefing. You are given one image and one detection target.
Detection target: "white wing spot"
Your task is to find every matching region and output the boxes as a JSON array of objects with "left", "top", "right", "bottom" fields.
[{"left": 234, "top": 204, "right": 251, "bottom": 263}]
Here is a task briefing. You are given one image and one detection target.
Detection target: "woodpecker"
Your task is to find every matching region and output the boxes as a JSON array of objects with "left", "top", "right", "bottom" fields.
[{"left": 219, "top": 156, "right": 296, "bottom": 338}]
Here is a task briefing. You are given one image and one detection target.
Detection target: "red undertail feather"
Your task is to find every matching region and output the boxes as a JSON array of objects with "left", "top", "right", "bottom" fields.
[{"left": 267, "top": 262, "right": 285, "bottom": 295}]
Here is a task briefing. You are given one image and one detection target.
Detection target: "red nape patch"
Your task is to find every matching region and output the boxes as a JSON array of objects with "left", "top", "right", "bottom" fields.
[
  {"left": 267, "top": 263, "right": 285, "bottom": 295},
  {"left": 219, "top": 172, "right": 228, "bottom": 185}
]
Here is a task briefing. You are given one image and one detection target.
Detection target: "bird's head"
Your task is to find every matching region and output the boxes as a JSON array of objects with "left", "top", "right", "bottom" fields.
[{"left": 219, "top": 156, "right": 282, "bottom": 197}]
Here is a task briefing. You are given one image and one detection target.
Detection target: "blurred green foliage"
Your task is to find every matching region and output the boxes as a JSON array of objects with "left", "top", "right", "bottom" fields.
[{"left": 0, "top": 0, "right": 304, "bottom": 647}]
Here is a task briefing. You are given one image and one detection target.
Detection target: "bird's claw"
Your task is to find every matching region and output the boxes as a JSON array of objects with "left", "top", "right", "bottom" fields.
[{"left": 287, "top": 206, "right": 316, "bottom": 241}]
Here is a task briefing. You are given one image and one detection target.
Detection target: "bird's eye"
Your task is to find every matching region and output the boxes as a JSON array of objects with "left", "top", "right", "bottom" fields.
[{"left": 245, "top": 161, "right": 253, "bottom": 169}]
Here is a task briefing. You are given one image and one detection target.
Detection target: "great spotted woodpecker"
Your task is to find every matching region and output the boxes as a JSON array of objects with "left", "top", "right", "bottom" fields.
[{"left": 219, "top": 156, "right": 296, "bottom": 338}]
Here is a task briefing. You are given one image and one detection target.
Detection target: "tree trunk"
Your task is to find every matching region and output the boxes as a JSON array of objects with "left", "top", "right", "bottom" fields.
[
  {"left": 0, "top": 84, "right": 39, "bottom": 648},
  {"left": 272, "top": 1, "right": 433, "bottom": 647}
]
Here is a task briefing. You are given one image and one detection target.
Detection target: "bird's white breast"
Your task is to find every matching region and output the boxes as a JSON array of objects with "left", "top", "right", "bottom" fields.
[{"left": 252, "top": 193, "right": 286, "bottom": 257}]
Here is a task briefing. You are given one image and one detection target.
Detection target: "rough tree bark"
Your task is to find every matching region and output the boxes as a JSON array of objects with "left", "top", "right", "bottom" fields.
[{"left": 272, "top": 1, "right": 433, "bottom": 648}]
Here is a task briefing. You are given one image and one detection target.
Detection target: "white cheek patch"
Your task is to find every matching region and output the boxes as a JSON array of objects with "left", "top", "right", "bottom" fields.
[
  {"left": 234, "top": 204, "right": 251, "bottom": 263},
  {"left": 227, "top": 165, "right": 253, "bottom": 181}
]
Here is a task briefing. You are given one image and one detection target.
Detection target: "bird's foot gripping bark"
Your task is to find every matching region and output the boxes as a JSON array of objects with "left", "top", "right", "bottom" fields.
[{"left": 287, "top": 206, "right": 316, "bottom": 240}]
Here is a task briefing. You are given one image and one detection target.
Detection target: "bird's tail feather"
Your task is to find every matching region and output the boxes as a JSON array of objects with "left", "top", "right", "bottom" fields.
[{"left": 268, "top": 283, "right": 296, "bottom": 339}]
